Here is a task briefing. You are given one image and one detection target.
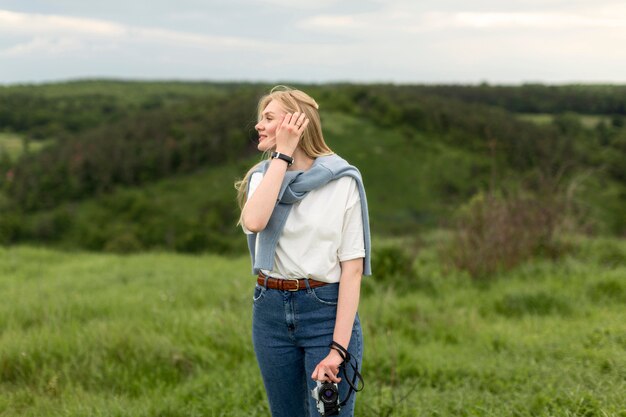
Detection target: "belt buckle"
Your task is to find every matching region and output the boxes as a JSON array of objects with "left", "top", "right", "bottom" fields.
[{"left": 285, "top": 278, "right": 300, "bottom": 291}]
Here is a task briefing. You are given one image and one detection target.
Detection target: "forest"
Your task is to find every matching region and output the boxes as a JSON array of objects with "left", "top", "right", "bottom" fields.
[{"left": 0, "top": 81, "right": 624, "bottom": 260}]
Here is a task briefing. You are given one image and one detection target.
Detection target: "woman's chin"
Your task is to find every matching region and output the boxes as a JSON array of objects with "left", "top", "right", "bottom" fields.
[{"left": 257, "top": 142, "right": 275, "bottom": 152}]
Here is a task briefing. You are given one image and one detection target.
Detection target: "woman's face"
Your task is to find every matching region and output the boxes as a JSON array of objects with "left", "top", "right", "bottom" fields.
[{"left": 255, "top": 99, "right": 287, "bottom": 152}]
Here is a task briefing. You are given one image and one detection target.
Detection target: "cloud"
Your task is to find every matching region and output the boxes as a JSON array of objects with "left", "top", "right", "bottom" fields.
[
  {"left": 255, "top": 0, "right": 343, "bottom": 8},
  {"left": 0, "top": 9, "right": 126, "bottom": 36},
  {"left": 292, "top": 4, "right": 626, "bottom": 83},
  {"left": 421, "top": 11, "right": 626, "bottom": 30},
  {"left": 0, "top": 9, "right": 272, "bottom": 57},
  {"left": 299, "top": 8, "right": 626, "bottom": 36},
  {"left": 1, "top": 2, "right": 625, "bottom": 83},
  {"left": 0, "top": 37, "right": 83, "bottom": 56}
]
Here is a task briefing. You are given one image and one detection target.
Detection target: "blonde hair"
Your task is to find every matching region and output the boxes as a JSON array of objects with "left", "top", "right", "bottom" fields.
[{"left": 234, "top": 86, "right": 334, "bottom": 215}]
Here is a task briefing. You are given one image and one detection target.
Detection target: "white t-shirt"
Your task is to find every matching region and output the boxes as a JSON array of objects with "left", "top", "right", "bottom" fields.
[{"left": 243, "top": 172, "right": 365, "bottom": 283}]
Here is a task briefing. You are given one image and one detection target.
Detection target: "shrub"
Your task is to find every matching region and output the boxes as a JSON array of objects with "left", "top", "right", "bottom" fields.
[
  {"left": 28, "top": 209, "right": 73, "bottom": 242},
  {"left": 0, "top": 210, "right": 23, "bottom": 244},
  {"left": 104, "top": 231, "right": 143, "bottom": 253},
  {"left": 371, "top": 245, "right": 415, "bottom": 287},
  {"left": 174, "top": 230, "right": 210, "bottom": 254},
  {"left": 448, "top": 190, "right": 570, "bottom": 278}
]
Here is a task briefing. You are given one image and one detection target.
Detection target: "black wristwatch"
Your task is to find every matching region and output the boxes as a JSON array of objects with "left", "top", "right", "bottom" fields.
[{"left": 270, "top": 151, "right": 294, "bottom": 166}]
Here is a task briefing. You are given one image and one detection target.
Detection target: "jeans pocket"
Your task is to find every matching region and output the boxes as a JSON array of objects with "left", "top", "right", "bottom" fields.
[
  {"left": 308, "top": 285, "right": 339, "bottom": 306},
  {"left": 253, "top": 285, "right": 266, "bottom": 303}
]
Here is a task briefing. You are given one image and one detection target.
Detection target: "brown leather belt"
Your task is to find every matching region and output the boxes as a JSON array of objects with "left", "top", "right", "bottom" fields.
[{"left": 257, "top": 273, "right": 328, "bottom": 291}]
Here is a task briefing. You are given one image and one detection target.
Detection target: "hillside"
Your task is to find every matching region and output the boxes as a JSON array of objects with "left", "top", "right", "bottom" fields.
[
  {"left": 9, "top": 111, "right": 490, "bottom": 252},
  {"left": 1, "top": 81, "right": 625, "bottom": 252}
]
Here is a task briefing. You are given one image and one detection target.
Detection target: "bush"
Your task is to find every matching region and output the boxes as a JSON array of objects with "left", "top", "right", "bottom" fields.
[
  {"left": 371, "top": 245, "right": 415, "bottom": 286},
  {"left": 448, "top": 190, "right": 571, "bottom": 278},
  {"left": 0, "top": 210, "right": 23, "bottom": 244},
  {"left": 27, "top": 209, "right": 72, "bottom": 242},
  {"left": 104, "top": 231, "right": 143, "bottom": 253},
  {"left": 174, "top": 229, "right": 210, "bottom": 254}
]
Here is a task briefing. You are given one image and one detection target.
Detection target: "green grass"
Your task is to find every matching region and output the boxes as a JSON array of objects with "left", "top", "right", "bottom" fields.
[
  {"left": 516, "top": 113, "right": 611, "bottom": 128},
  {"left": 0, "top": 133, "right": 23, "bottom": 160},
  {"left": 0, "top": 133, "right": 54, "bottom": 161},
  {"left": 1, "top": 236, "right": 625, "bottom": 416},
  {"left": 0, "top": 80, "right": 232, "bottom": 104}
]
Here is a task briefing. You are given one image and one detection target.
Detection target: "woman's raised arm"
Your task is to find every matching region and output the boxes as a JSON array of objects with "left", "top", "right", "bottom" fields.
[{"left": 241, "top": 112, "right": 309, "bottom": 232}]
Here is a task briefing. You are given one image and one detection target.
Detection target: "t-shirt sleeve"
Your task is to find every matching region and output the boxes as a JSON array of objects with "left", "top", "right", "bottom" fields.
[
  {"left": 338, "top": 179, "right": 365, "bottom": 262},
  {"left": 242, "top": 172, "right": 263, "bottom": 235}
]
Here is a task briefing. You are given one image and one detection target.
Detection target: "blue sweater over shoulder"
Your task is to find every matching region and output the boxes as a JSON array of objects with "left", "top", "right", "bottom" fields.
[{"left": 246, "top": 153, "right": 372, "bottom": 276}]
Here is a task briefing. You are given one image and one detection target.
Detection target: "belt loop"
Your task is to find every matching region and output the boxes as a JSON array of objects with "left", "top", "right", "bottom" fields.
[
  {"left": 303, "top": 278, "right": 312, "bottom": 292},
  {"left": 262, "top": 272, "right": 269, "bottom": 289}
]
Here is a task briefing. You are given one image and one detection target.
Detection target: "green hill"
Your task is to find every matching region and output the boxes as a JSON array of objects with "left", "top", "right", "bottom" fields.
[
  {"left": 1, "top": 81, "right": 625, "bottom": 252},
  {"left": 10, "top": 111, "right": 490, "bottom": 252}
]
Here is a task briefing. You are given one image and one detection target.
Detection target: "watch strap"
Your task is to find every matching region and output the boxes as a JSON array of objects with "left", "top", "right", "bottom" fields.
[{"left": 270, "top": 151, "right": 294, "bottom": 166}]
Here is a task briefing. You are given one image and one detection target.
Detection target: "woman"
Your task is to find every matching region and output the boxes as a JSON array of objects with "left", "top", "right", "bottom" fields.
[{"left": 235, "top": 86, "right": 371, "bottom": 416}]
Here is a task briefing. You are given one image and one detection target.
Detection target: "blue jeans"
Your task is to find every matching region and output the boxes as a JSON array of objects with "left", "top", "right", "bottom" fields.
[{"left": 252, "top": 280, "right": 363, "bottom": 417}]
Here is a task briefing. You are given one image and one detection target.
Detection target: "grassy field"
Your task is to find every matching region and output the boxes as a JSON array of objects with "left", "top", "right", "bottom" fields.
[
  {"left": 0, "top": 236, "right": 625, "bottom": 416},
  {"left": 0, "top": 133, "right": 54, "bottom": 161},
  {"left": 516, "top": 113, "right": 611, "bottom": 128}
]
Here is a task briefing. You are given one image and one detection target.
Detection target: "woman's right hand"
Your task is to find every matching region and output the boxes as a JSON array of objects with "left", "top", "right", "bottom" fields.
[{"left": 275, "top": 112, "right": 309, "bottom": 156}]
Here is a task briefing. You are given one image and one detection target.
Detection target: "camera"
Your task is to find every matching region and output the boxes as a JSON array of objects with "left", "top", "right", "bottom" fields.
[{"left": 311, "top": 380, "right": 340, "bottom": 416}]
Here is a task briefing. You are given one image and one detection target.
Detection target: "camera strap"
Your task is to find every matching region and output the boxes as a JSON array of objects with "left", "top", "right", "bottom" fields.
[{"left": 329, "top": 341, "right": 364, "bottom": 407}]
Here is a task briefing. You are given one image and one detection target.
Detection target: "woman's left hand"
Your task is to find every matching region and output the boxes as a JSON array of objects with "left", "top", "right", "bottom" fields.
[{"left": 311, "top": 349, "right": 343, "bottom": 383}]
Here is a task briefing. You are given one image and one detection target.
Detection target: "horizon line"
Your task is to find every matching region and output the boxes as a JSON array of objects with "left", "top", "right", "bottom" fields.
[{"left": 2, "top": 76, "right": 626, "bottom": 88}]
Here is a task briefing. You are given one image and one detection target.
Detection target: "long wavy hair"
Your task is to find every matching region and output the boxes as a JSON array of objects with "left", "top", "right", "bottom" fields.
[{"left": 234, "top": 86, "right": 334, "bottom": 217}]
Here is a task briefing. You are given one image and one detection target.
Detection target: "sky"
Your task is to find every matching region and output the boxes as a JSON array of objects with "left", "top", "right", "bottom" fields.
[{"left": 1, "top": 0, "right": 625, "bottom": 85}]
